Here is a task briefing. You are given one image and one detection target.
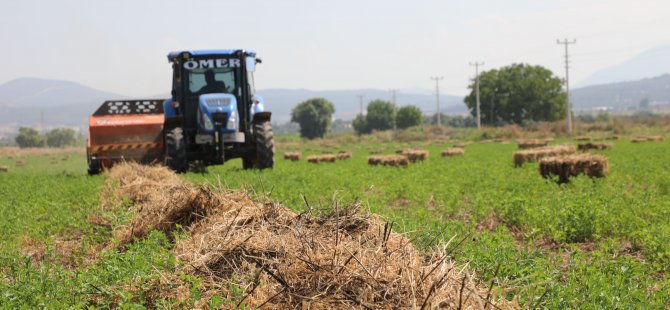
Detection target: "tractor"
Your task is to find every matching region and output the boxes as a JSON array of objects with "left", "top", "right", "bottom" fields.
[{"left": 87, "top": 49, "right": 274, "bottom": 174}]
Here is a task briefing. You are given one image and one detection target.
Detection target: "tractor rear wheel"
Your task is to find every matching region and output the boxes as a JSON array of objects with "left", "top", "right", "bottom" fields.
[
  {"left": 165, "top": 127, "right": 188, "bottom": 173},
  {"left": 87, "top": 154, "right": 101, "bottom": 175},
  {"left": 244, "top": 121, "right": 274, "bottom": 169}
]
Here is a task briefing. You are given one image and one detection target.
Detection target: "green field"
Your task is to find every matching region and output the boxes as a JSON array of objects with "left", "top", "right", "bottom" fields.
[{"left": 0, "top": 137, "right": 669, "bottom": 308}]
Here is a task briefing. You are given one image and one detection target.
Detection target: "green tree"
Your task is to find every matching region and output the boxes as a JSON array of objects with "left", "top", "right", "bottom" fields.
[
  {"left": 15, "top": 127, "right": 46, "bottom": 148},
  {"left": 464, "top": 63, "right": 566, "bottom": 125},
  {"left": 46, "top": 128, "right": 77, "bottom": 147},
  {"left": 365, "top": 100, "right": 395, "bottom": 132},
  {"left": 290, "top": 98, "right": 335, "bottom": 139},
  {"left": 352, "top": 114, "right": 368, "bottom": 135},
  {"left": 395, "top": 105, "right": 423, "bottom": 129}
]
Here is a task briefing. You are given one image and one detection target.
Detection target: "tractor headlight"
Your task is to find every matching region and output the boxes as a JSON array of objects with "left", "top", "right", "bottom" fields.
[
  {"left": 227, "top": 110, "right": 237, "bottom": 129},
  {"left": 201, "top": 110, "right": 214, "bottom": 130}
]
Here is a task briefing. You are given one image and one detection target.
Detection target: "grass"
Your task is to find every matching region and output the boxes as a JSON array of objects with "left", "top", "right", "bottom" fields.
[{"left": 0, "top": 137, "right": 668, "bottom": 308}]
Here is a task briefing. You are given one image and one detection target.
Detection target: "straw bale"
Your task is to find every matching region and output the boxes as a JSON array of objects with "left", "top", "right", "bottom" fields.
[
  {"left": 104, "top": 163, "right": 513, "bottom": 309},
  {"left": 336, "top": 151, "right": 352, "bottom": 160},
  {"left": 306, "top": 154, "right": 337, "bottom": 164},
  {"left": 0, "top": 165, "right": 8, "bottom": 172},
  {"left": 283, "top": 152, "right": 302, "bottom": 161},
  {"left": 539, "top": 153, "right": 608, "bottom": 183},
  {"left": 513, "top": 144, "right": 576, "bottom": 166},
  {"left": 632, "top": 135, "right": 664, "bottom": 143},
  {"left": 605, "top": 135, "right": 620, "bottom": 140},
  {"left": 441, "top": 148, "right": 464, "bottom": 157},
  {"left": 367, "top": 155, "right": 409, "bottom": 167},
  {"left": 577, "top": 142, "right": 612, "bottom": 151},
  {"left": 648, "top": 135, "right": 664, "bottom": 141},
  {"left": 401, "top": 149, "right": 429, "bottom": 162},
  {"left": 574, "top": 136, "right": 592, "bottom": 141},
  {"left": 517, "top": 139, "right": 547, "bottom": 149}
]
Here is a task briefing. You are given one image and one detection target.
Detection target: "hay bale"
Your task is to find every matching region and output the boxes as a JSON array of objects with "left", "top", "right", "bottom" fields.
[
  {"left": 367, "top": 155, "right": 409, "bottom": 167},
  {"left": 539, "top": 153, "right": 608, "bottom": 183},
  {"left": 631, "top": 137, "right": 647, "bottom": 143},
  {"left": 605, "top": 135, "right": 620, "bottom": 140},
  {"left": 401, "top": 149, "right": 428, "bottom": 162},
  {"left": 336, "top": 151, "right": 352, "bottom": 160},
  {"left": 441, "top": 148, "right": 464, "bottom": 157},
  {"left": 632, "top": 135, "right": 663, "bottom": 143},
  {"left": 0, "top": 165, "right": 8, "bottom": 172},
  {"left": 15, "top": 160, "right": 27, "bottom": 167},
  {"left": 102, "top": 163, "right": 509, "bottom": 309},
  {"left": 574, "top": 136, "right": 592, "bottom": 141},
  {"left": 513, "top": 144, "right": 576, "bottom": 166},
  {"left": 517, "top": 139, "right": 547, "bottom": 149},
  {"left": 578, "top": 142, "right": 612, "bottom": 151},
  {"left": 543, "top": 138, "right": 555, "bottom": 143},
  {"left": 307, "top": 154, "right": 337, "bottom": 164},
  {"left": 369, "top": 148, "right": 384, "bottom": 154},
  {"left": 283, "top": 152, "right": 302, "bottom": 161},
  {"left": 648, "top": 135, "right": 664, "bottom": 141}
]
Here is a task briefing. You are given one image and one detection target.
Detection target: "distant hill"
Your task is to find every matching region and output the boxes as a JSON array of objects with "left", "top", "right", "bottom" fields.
[
  {"left": 0, "top": 77, "right": 123, "bottom": 107},
  {"left": 576, "top": 45, "right": 670, "bottom": 87},
  {"left": 0, "top": 78, "right": 467, "bottom": 136},
  {"left": 571, "top": 74, "right": 670, "bottom": 111}
]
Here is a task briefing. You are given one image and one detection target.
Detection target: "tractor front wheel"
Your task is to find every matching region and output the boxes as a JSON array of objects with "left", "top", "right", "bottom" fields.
[
  {"left": 244, "top": 121, "right": 274, "bottom": 169},
  {"left": 165, "top": 127, "right": 188, "bottom": 173}
]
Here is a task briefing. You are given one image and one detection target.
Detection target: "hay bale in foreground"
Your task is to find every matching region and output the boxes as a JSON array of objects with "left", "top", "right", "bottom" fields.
[
  {"left": 104, "top": 163, "right": 511, "bottom": 309},
  {"left": 0, "top": 165, "right": 8, "bottom": 172},
  {"left": 513, "top": 144, "right": 576, "bottom": 166},
  {"left": 336, "top": 150, "right": 352, "bottom": 160},
  {"left": 441, "top": 148, "right": 464, "bottom": 157},
  {"left": 283, "top": 152, "right": 302, "bottom": 161},
  {"left": 306, "top": 154, "right": 336, "bottom": 164},
  {"left": 401, "top": 149, "right": 429, "bottom": 162},
  {"left": 368, "top": 155, "right": 409, "bottom": 167},
  {"left": 517, "top": 139, "right": 547, "bottom": 149},
  {"left": 578, "top": 142, "right": 612, "bottom": 151},
  {"left": 539, "top": 153, "right": 608, "bottom": 183}
]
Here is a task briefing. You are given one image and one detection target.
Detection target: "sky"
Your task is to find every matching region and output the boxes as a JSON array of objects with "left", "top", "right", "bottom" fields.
[{"left": 1, "top": 0, "right": 669, "bottom": 97}]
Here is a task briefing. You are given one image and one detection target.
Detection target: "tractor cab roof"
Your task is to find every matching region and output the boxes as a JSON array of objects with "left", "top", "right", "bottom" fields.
[{"left": 167, "top": 49, "right": 256, "bottom": 62}]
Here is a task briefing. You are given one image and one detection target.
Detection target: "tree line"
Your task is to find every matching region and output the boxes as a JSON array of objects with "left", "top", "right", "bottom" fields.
[{"left": 14, "top": 127, "right": 79, "bottom": 148}]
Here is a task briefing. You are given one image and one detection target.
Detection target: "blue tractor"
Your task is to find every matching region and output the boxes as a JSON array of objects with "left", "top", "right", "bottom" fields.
[{"left": 162, "top": 49, "right": 274, "bottom": 172}]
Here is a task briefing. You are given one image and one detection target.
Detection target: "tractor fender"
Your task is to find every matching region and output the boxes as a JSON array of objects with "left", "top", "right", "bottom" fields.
[{"left": 252, "top": 111, "right": 272, "bottom": 123}]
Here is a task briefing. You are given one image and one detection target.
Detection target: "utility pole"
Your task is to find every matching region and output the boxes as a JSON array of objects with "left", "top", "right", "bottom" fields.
[
  {"left": 389, "top": 88, "right": 398, "bottom": 130},
  {"left": 357, "top": 95, "right": 365, "bottom": 115},
  {"left": 430, "top": 76, "right": 444, "bottom": 126},
  {"left": 557, "top": 38, "right": 576, "bottom": 134},
  {"left": 469, "top": 62, "right": 484, "bottom": 130}
]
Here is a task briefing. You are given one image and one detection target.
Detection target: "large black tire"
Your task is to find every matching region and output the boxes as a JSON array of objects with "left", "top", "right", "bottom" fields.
[
  {"left": 165, "top": 127, "right": 188, "bottom": 173},
  {"left": 244, "top": 121, "right": 274, "bottom": 169},
  {"left": 87, "top": 154, "right": 101, "bottom": 176}
]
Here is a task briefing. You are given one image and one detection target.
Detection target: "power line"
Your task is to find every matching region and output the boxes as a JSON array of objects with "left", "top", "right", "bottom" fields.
[
  {"left": 469, "top": 62, "right": 484, "bottom": 130},
  {"left": 357, "top": 94, "right": 365, "bottom": 116},
  {"left": 557, "top": 38, "right": 576, "bottom": 134},
  {"left": 430, "top": 76, "right": 444, "bottom": 126}
]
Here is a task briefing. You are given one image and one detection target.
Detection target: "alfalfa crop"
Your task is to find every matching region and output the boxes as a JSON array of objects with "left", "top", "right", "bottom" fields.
[
  {"left": 513, "top": 144, "right": 576, "bottom": 166},
  {"left": 367, "top": 155, "right": 409, "bottom": 167},
  {"left": 306, "top": 154, "right": 337, "bottom": 164},
  {"left": 336, "top": 150, "right": 352, "bottom": 160},
  {"left": 103, "top": 163, "right": 511, "bottom": 309},
  {"left": 401, "top": 149, "right": 429, "bottom": 162},
  {"left": 517, "top": 139, "right": 548, "bottom": 149},
  {"left": 578, "top": 142, "right": 612, "bottom": 151},
  {"left": 283, "top": 152, "right": 302, "bottom": 161},
  {"left": 441, "top": 148, "right": 464, "bottom": 157},
  {"left": 539, "top": 153, "right": 608, "bottom": 183}
]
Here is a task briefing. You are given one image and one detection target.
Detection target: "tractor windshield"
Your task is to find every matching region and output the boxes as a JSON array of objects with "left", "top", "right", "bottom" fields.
[{"left": 188, "top": 67, "right": 238, "bottom": 95}]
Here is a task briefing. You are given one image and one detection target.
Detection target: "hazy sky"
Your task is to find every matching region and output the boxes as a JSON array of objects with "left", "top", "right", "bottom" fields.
[{"left": 1, "top": 0, "right": 668, "bottom": 97}]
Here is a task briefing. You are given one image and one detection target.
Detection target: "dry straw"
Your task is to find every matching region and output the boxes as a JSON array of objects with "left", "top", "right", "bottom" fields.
[
  {"left": 513, "top": 144, "right": 576, "bottom": 166},
  {"left": 104, "top": 163, "right": 513, "bottom": 309},
  {"left": 539, "top": 153, "right": 608, "bottom": 183},
  {"left": 401, "top": 149, "right": 429, "bottom": 162},
  {"left": 336, "top": 150, "right": 352, "bottom": 160},
  {"left": 283, "top": 152, "right": 302, "bottom": 161},
  {"left": 367, "top": 155, "right": 409, "bottom": 167},
  {"left": 441, "top": 148, "right": 465, "bottom": 157},
  {"left": 577, "top": 143, "right": 612, "bottom": 152},
  {"left": 306, "top": 154, "right": 337, "bottom": 164},
  {"left": 516, "top": 139, "right": 547, "bottom": 149}
]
